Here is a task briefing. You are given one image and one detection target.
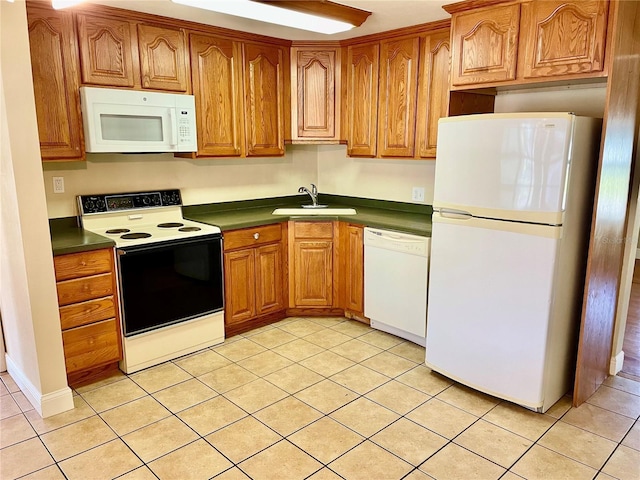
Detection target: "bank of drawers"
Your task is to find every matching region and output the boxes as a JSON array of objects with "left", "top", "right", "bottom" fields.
[{"left": 53, "top": 248, "right": 121, "bottom": 376}]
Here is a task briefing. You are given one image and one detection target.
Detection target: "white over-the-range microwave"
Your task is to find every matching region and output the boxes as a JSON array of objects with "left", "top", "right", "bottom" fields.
[{"left": 80, "top": 86, "right": 197, "bottom": 153}]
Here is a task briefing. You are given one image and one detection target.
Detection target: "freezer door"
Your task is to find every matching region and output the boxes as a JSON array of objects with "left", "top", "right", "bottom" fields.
[
  {"left": 434, "top": 113, "right": 574, "bottom": 224},
  {"left": 425, "top": 214, "right": 561, "bottom": 409}
]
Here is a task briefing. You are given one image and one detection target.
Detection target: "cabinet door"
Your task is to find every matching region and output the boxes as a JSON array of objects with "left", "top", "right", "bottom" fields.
[
  {"left": 345, "top": 43, "right": 379, "bottom": 157},
  {"left": 255, "top": 243, "right": 284, "bottom": 315},
  {"left": 243, "top": 43, "right": 286, "bottom": 156},
  {"left": 377, "top": 36, "right": 420, "bottom": 158},
  {"left": 27, "top": 5, "right": 84, "bottom": 161},
  {"left": 345, "top": 225, "right": 364, "bottom": 315},
  {"left": 291, "top": 47, "right": 339, "bottom": 140},
  {"left": 416, "top": 30, "right": 451, "bottom": 159},
  {"left": 76, "top": 14, "right": 135, "bottom": 87},
  {"left": 138, "top": 24, "right": 189, "bottom": 91},
  {"left": 520, "top": 0, "right": 609, "bottom": 79},
  {"left": 190, "top": 33, "right": 244, "bottom": 157},
  {"left": 62, "top": 318, "right": 120, "bottom": 374},
  {"left": 224, "top": 249, "right": 257, "bottom": 324},
  {"left": 293, "top": 240, "right": 333, "bottom": 307},
  {"left": 450, "top": 3, "right": 520, "bottom": 86}
]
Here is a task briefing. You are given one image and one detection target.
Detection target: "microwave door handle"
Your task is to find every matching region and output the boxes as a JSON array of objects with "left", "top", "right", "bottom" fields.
[{"left": 168, "top": 109, "right": 178, "bottom": 147}]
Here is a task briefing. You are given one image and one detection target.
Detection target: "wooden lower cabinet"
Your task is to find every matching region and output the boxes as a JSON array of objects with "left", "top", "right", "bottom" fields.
[
  {"left": 223, "top": 224, "right": 286, "bottom": 335},
  {"left": 53, "top": 248, "right": 122, "bottom": 385},
  {"left": 341, "top": 224, "right": 365, "bottom": 319},
  {"left": 289, "top": 221, "right": 338, "bottom": 311}
]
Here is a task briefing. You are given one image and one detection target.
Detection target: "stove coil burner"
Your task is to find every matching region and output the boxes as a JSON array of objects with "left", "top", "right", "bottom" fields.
[
  {"left": 105, "top": 228, "right": 131, "bottom": 234},
  {"left": 157, "top": 222, "right": 184, "bottom": 228},
  {"left": 179, "top": 226, "right": 202, "bottom": 232},
  {"left": 121, "top": 232, "right": 152, "bottom": 240}
]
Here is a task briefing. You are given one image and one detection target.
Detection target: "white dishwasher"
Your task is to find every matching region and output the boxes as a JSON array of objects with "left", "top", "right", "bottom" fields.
[{"left": 364, "top": 227, "right": 430, "bottom": 346}]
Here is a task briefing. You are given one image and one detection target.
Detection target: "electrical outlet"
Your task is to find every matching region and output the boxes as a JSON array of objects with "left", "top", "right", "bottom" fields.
[
  {"left": 412, "top": 186, "right": 425, "bottom": 202},
  {"left": 53, "top": 177, "right": 65, "bottom": 194}
]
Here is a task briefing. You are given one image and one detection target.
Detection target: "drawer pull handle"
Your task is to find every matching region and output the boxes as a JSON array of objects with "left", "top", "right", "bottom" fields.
[{"left": 254, "top": 233, "right": 260, "bottom": 240}]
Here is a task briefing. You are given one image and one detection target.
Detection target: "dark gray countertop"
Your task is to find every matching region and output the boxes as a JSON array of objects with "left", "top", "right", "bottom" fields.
[{"left": 50, "top": 194, "right": 432, "bottom": 255}]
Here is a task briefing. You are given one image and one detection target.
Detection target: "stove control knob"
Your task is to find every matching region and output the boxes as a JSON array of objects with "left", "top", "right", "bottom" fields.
[{"left": 142, "top": 197, "right": 151, "bottom": 205}]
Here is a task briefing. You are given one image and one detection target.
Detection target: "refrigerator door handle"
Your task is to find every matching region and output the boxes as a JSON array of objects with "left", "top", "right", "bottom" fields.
[{"left": 439, "top": 208, "right": 473, "bottom": 220}]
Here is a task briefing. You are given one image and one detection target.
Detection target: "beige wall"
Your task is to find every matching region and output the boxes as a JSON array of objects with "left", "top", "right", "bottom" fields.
[
  {"left": 43, "top": 146, "right": 319, "bottom": 218},
  {"left": 317, "top": 145, "right": 437, "bottom": 203},
  {"left": 1, "top": 0, "right": 72, "bottom": 415},
  {"left": 494, "top": 84, "right": 607, "bottom": 117}
]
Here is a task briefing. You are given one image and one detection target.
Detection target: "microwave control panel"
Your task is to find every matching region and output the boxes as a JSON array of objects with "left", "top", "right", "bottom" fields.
[{"left": 178, "top": 111, "right": 192, "bottom": 145}]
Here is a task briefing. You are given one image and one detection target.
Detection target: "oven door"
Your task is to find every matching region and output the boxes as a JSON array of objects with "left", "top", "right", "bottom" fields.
[{"left": 117, "top": 234, "right": 223, "bottom": 337}]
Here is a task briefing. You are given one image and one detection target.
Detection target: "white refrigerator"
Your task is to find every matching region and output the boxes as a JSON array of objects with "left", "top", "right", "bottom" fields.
[{"left": 425, "top": 113, "right": 602, "bottom": 413}]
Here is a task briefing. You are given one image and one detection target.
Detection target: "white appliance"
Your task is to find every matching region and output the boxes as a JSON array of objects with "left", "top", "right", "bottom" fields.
[
  {"left": 80, "top": 190, "right": 224, "bottom": 373},
  {"left": 80, "top": 87, "right": 197, "bottom": 153},
  {"left": 425, "top": 113, "right": 601, "bottom": 413},
  {"left": 364, "top": 228, "right": 430, "bottom": 346}
]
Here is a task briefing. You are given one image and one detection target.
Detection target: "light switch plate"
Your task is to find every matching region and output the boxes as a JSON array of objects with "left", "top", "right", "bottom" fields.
[{"left": 412, "top": 186, "right": 425, "bottom": 202}]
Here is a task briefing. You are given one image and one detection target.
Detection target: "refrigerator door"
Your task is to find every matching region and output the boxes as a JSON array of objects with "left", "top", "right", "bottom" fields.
[
  {"left": 425, "top": 213, "right": 561, "bottom": 409},
  {"left": 434, "top": 113, "right": 574, "bottom": 225}
]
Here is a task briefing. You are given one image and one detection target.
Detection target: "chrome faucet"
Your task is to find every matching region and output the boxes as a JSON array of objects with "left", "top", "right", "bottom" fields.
[{"left": 298, "top": 183, "right": 319, "bottom": 207}]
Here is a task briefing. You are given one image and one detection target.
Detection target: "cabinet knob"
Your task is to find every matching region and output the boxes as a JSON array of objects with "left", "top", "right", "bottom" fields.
[{"left": 253, "top": 233, "right": 260, "bottom": 240}]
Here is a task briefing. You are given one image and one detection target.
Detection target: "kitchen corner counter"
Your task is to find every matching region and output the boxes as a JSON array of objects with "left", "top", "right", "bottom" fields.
[
  {"left": 50, "top": 217, "right": 115, "bottom": 256},
  {"left": 183, "top": 194, "right": 433, "bottom": 237}
]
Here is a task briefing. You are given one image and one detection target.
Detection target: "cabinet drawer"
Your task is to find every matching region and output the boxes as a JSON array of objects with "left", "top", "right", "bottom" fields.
[
  {"left": 54, "top": 249, "right": 113, "bottom": 281},
  {"left": 224, "top": 224, "right": 282, "bottom": 250},
  {"left": 57, "top": 273, "right": 113, "bottom": 306},
  {"left": 62, "top": 319, "right": 121, "bottom": 374},
  {"left": 59, "top": 296, "right": 116, "bottom": 330},
  {"left": 294, "top": 221, "right": 333, "bottom": 239}
]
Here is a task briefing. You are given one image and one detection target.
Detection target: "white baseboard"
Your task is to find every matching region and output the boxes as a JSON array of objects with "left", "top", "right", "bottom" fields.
[
  {"left": 636, "top": 248, "right": 640, "bottom": 260},
  {"left": 5, "top": 354, "right": 74, "bottom": 418},
  {"left": 609, "top": 350, "right": 624, "bottom": 375}
]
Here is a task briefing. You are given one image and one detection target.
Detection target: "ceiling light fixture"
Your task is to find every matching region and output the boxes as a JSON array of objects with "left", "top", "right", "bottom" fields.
[
  {"left": 171, "top": 0, "right": 371, "bottom": 35},
  {"left": 51, "top": 0, "right": 84, "bottom": 9}
]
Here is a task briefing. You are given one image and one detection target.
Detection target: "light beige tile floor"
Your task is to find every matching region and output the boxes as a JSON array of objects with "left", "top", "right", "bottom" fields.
[{"left": 1, "top": 316, "right": 639, "bottom": 480}]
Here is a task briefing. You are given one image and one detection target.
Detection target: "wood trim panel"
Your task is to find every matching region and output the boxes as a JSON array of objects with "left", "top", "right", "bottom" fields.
[
  {"left": 254, "top": 0, "right": 371, "bottom": 28},
  {"left": 54, "top": 249, "right": 113, "bottom": 281},
  {"left": 573, "top": 0, "right": 640, "bottom": 407},
  {"left": 340, "top": 19, "right": 451, "bottom": 46}
]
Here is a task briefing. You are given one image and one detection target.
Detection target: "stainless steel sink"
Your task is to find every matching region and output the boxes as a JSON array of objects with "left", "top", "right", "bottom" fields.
[{"left": 272, "top": 208, "right": 357, "bottom": 216}]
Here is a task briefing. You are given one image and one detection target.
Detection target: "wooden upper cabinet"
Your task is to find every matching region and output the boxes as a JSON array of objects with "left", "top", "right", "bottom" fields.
[
  {"left": 519, "top": 0, "right": 609, "bottom": 79},
  {"left": 346, "top": 43, "right": 380, "bottom": 157},
  {"left": 76, "top": 14, "right": 135, "bottom": 87},
  {"left": 416, "top": 30, "right": 451, "bottom": 159},
  {"left": 243, "top": 43, "right": 286, "bottom": 156},
  {"left": 138, "top": 24, "right": 189, "bottom": 92},
  {"left": 450, "top": 3, "right": 520, "bottom": 86},
  {"left": 190, "top": 33, "right": 244, "bottom": 157},
  {"left": 291, "top": 45, "right": 340, "bottom": 142},
  {"left": 377, "top": 36, "right": 420, "bottom": 158},
  {"left": 27, "top": 4, "right": 84, "bottom": 161}
]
